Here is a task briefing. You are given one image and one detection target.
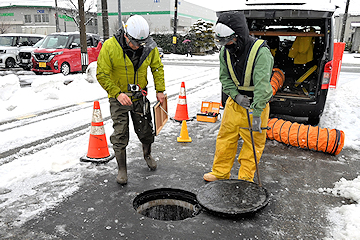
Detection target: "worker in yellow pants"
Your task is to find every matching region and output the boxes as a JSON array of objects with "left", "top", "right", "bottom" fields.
[
  {"left": 205, "top": 98, "right": 269, "bottom": 182},
  {"left": 204, "top": 11, "right": 273, "bottom": 183}
]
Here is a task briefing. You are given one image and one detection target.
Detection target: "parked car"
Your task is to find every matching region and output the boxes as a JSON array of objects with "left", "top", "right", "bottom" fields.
[
  {"left": 31, "top": 32, "right": 102, "bottom": 75},
  {"left": 219, "top": 1, "right": 337, "bottom": 125},
  {"left": 18, "top": 39, "right": 44, "bottom": 71},
  {"left": 0, "top": 33, "right": 45, "bottom": 68}
]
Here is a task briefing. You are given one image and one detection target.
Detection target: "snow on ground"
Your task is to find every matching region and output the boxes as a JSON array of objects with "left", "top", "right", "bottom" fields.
[{"left": 1, "top": 52, "right": 360, "bottom": 238}]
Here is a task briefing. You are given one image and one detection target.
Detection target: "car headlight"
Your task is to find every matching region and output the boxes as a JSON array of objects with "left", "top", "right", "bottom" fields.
[{"left": 48, "top": 51, "right": 63, "bottom": 61}]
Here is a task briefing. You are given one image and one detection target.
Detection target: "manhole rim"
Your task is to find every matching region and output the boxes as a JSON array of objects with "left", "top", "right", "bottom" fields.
[{"left": 133, "top": 188, "right": 202, "bottom": 221}]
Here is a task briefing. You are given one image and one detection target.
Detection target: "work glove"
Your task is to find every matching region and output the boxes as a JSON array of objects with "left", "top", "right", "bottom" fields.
[
  {"left": 235, "top": 94, "right": 250, "bottom": 109},
  {"left": 252, "top": 116, "right": 262, "bottom": 133}
]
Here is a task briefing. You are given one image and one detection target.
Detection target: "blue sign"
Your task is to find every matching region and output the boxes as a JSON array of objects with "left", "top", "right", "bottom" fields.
[{"left": 37, "top": 10, "right": 45, "bottom": 13}]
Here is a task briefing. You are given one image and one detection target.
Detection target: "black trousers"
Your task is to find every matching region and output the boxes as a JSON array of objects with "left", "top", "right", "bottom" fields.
[{"left": 109, "top": 97, "right": 154, "bottom": 152}]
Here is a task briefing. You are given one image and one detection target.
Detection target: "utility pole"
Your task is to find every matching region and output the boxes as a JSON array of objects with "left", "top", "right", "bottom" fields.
[
  {"left": 54, "top": 0, "right": 60, "bottom": 32},
  {"left": 101, "top": 0, "right": 109, "bottom": 40},
  {"left": 118, "top": 0, "right": 122, "bottom": 29},
  {"left": 78, "top": 0, "right": 88, "bottom": 73},
  {"left": 340, "top": 0, "right": 350, "bottom": 42},
  {"left": 172, "top": 0, "right": 178, "bottom": 53}
]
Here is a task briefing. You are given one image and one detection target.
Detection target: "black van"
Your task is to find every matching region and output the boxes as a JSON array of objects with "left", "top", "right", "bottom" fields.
[{"left": 219, "top": 1, "right": 337, "bottom": 125}]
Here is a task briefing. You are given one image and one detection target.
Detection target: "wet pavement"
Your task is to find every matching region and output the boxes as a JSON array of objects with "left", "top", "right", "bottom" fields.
[{"left": 8, "top": 119, "right": 360, "bottom": 239}]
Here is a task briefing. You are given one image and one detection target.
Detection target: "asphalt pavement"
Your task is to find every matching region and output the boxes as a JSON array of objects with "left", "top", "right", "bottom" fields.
[{"left": 7, "top": 118, "right": 360, "bottom": 240}]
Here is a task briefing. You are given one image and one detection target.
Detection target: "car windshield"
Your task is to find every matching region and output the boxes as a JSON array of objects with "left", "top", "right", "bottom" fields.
[
  {"left": 0, "top": 36, "right": 15, "bottom": 46},
  {"left": 41, "top": 35, "right": 69, "bottom": 49}
]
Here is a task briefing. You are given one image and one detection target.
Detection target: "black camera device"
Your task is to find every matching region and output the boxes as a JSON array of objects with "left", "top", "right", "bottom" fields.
[{"left": 128, "top": 84, "right": 140, "bottom": 92}]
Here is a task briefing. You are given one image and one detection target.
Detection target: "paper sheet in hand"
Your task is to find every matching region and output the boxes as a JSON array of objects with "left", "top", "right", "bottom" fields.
[{"left": 153, "top": 94, "right": 168, "bottom": 136}]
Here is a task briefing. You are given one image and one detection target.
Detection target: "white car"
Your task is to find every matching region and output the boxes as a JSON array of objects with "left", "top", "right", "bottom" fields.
[
  {"left": 0, "top": 33, "right": 45, "bottom": 68},
  {"left": 18, "top": 39, "right": 44, "bottom": 71}
]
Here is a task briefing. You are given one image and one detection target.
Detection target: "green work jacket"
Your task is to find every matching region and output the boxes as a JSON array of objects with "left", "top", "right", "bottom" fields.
[
  {"left": 219, "top": 45, "right": 274, "bottom": 117},
  {"left": 96, "top": 36, "right": 165, "bottom": 99}
]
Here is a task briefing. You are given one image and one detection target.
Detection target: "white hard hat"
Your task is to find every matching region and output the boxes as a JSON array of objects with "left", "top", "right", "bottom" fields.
[
  {"left": 214, "top": 23, "right": 235, "bottom": 37},
  {"left": 125, "top": 15, "right": 149, "bottom": 40}
]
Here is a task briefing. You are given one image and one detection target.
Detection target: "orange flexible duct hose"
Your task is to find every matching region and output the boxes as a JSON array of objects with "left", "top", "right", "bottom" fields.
[
  {"left": 271, "top": 68, "right": 285, "bottom": 96},
  {"left": 266, "top": 118, "right": 345, "bottom": 155}
]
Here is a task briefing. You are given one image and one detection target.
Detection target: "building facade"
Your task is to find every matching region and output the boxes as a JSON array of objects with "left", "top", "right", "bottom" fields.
[
  {"left": 334, "top": 13, "right": 360, "bottom": 52},
  {"left": 96, "top": 0, "right": 217, "bottom": 38},
  {"left": 0, "top": 5, "right": 98, "bottom": 35}
]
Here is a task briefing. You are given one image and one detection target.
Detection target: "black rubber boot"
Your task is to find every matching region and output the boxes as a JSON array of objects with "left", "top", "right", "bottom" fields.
[
  {"left": 142, "top": 143, "right": 157, "bottom": 170},
  {"left": 115, "top": 150, "right": 127, "bottom": 185}
]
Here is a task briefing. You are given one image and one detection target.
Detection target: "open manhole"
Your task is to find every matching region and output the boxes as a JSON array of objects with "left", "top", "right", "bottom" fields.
[
  {"left": 133, "top": 188, "right": 201, "bottom": 221},
  {"left": 134, "top": 181, "right": 269, "bottom": 221}
]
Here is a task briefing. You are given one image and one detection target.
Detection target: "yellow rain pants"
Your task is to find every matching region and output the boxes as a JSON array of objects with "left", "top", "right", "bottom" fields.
[{"left": 209, "top": 97, "right": 269, "bottom": 182}]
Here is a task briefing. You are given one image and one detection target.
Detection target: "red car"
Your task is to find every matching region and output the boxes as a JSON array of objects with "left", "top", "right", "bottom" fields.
[{"left": 32, "top": 32, "right": 102, "bottom": 75}]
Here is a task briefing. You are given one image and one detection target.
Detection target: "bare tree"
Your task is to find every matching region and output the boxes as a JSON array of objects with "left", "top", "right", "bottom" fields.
[
  {"left": 0, "top": 18, "right": 11, "bottom": 34},
  {"left": 62, "top": 0, "right": 95, "bottom": 30}
]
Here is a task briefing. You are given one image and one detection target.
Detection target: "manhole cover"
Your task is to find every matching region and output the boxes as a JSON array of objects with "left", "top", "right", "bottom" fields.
[
  {"left": 197, "top": 180, "right": 269, "bottom": 217},
  {"left": 133, "top": 188, "right": 201, "bottom": 221}
]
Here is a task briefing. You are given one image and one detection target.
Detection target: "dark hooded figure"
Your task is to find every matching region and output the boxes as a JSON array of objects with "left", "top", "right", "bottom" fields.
[{"left": 203, "top": 11, "right": 273, "bottom": 183}]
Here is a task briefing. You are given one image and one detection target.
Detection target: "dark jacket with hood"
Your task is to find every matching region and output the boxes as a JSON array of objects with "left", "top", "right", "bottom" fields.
[
  {"left": 97, "top": 29, "right": 165, "bottom": 100},
  {"left": 218, "top": 11, "right": 273, "bottom": 117}
]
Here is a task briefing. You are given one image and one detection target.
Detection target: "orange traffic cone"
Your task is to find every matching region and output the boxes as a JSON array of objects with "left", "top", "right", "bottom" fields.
[
  {"left": 177, "top": 120, "right": 192, "bottom": 142},
  {"left": 174, "top": 82, "right": 190, "bottom": 122},
  {"left": 80, "top": 101, "right": 115, "bottom": 163}
]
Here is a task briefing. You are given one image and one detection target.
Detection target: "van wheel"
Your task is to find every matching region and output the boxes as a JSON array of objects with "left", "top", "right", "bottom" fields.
[
  {"left": 308, "top": 116, "right": 320, "bottom": 126},
  {"left": 5, "top": 58, "right": 16, "bottom": 68},
  {"left": 61, "top": 62, "right": 70, "bottom": 76}
]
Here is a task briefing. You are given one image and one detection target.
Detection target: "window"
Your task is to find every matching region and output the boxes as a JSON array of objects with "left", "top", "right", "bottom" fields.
[
  {"left": 34, "top": 14, "right": 41, "bottom": 23},
  {"left": 73, "top": 36, "right": 81, "bottom": 46},
  {"left": 18, "top": 37, "right": 30, "bottom": 46},
  {"left": 28, "top": 37, "right": 43, "bottom": 45},
  {"left": 86, "top": 36, "right": 93, "bottom": 47},
  {"left": 24, "top": 15, "right": 31, "bottom": 23},
  {"left": 42, "top": 14, "right": 49, "bottom": 23},
  {"left": 34, "top": 14, "right": 49, "bottom": 23}
]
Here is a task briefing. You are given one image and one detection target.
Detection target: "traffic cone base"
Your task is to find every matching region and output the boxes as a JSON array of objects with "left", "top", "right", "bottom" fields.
[
  {"left": 81, "top": 101, "right": 115, "bottom": 164},
  {"left": 177, "top": 120, "right": 192, "bottom": 142}
]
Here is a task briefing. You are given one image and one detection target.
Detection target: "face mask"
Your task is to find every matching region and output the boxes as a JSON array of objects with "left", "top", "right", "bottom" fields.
[{"left": 225, "top": 43, "right": 238, "bottom": 54}]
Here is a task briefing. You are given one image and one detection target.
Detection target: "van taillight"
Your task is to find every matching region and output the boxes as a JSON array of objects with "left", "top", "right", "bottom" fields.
[{"left": 321, "top": 61, "right": 332, "bottom": 89}]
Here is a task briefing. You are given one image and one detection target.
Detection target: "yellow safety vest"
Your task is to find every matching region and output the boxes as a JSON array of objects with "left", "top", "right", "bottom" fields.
[{"left": 225, "top": 39, "right": 265, "bottom": 92}]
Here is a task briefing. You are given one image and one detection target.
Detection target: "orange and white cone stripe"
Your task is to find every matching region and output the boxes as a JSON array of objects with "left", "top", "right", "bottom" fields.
[
  {"left": 80, "top": 101, "right": 115, "bottom": 163},
  {"left": 174, "top": 82, "right": 190, "bottom": 122}
]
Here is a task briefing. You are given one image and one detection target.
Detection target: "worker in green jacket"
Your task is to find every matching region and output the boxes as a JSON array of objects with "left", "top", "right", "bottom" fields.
[
  {"left": 203, "top": 11, "right": 273, "bottom": 183},
  {"left": 97, "top": 15, "right": 165, "bottom": 185}
]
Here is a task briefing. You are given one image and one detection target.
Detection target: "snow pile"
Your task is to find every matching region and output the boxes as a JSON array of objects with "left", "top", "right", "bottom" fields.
[
  {"left": 321, "top": 176, "right": 360, "bottom": 240},
  {"left": 0, "top": 74, "right": 20, "bottom": 101}
]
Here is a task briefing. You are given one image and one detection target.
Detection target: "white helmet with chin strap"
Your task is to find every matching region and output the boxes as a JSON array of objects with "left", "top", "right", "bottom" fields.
[
  {"left": 125, "top": 15, "right": 149, "bottom": 41},
  {"left": 214, "top": 23, "right": 236, "bottom": 46},
  {"left": 215, "top": 23, "right": 235, "bottom": 37}
]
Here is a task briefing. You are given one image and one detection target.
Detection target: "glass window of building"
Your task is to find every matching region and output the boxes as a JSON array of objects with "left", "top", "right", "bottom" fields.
[
  {"left": 34, "top": 14, "right": 41, "bottom": 23},
  {"left": 42, "top": 14, "right": 49, "bottom": 22},
  {"left": 24, "top": 15, "right": 32, "bottom": 23}
]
